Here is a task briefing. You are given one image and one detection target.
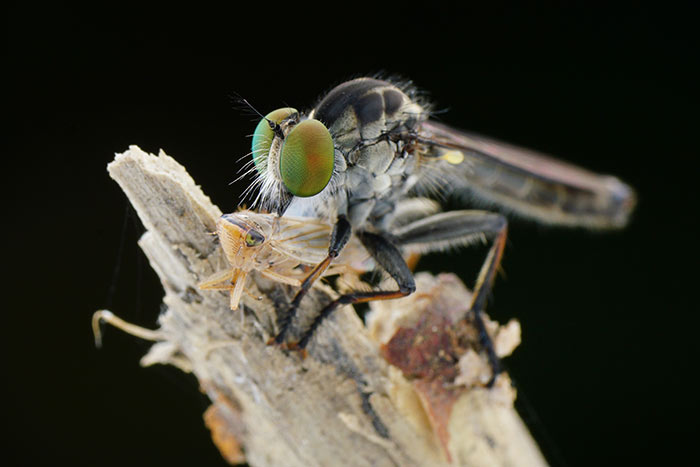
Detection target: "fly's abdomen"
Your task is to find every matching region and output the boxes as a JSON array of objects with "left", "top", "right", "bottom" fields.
[
  {"left": 420, "top": 120, "right": 636, "bottom": 229},
  {"left": 452, "top": 149, "right": 636, "bottom": 229}
]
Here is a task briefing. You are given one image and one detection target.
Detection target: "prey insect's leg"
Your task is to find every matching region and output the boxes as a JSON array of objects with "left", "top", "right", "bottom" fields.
[
  {"left": 199, "top": 269, "right": 248, "bottom": 310},
  {"left": 198, "top": 269, "right": 235, "bottom": 290},
  {"left": 272, "top": 215, "right": 352, "bottom": 344},
  {"left": 394, "top": 210, "right": 508, "bottom": 383},
  {"left": 259, "top": 268, "right": 302, "bottom": 287},
  {"left": 295, "top": 231, "right": 416, "bottom": 350}
]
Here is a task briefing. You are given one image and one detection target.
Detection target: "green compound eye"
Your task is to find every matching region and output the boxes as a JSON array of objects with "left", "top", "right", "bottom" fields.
[
  {"left": 251, "top": 107, "right": 298, "bottom": 173},
  {"left": 279, "top": 119, "right": 334, "bottom": 197}
]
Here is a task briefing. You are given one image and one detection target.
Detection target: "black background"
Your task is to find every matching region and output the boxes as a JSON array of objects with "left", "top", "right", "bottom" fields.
[{"left": 8, "top": 2, "right": 698, "bottom": 466}]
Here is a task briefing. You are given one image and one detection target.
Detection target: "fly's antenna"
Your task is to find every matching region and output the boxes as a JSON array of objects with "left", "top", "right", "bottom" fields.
[{"left": 230, "top": 93, "right": 285, "bottom": 139}]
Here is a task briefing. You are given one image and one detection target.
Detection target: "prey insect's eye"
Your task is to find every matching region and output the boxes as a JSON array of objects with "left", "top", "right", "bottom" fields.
[
  {"left": 251, "top": 107, "right": 298, "bottom": 173},
  {"left": 244, "top": 229, "right": 265, "bottom": 247},
  {"left": 279, "top": 119, "right": 334, "bottom": 197}
]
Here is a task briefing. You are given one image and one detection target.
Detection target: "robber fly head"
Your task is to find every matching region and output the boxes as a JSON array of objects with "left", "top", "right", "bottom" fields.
[{"left": 244, "top": 104, "right": 339, "bottom": 214}]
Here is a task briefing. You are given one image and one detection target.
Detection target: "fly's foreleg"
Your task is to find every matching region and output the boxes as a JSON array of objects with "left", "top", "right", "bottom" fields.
[
  {"left": 272, "top": 215, "right": 352, "bottom": 344},
  {"left": 295, "top": 231, "right": 416, "bottom": 350},
  {"left": 394, "top": 210, "right": 508, "bottom": 383}
]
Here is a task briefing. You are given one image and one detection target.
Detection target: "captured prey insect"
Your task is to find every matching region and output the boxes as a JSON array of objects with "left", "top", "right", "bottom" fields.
[
  {"left": 238, "top": 76, "right": 637, "bottom": 372},
  {"left": 198, "top": 209, "right": 369, "bottom": 311},
  {"left": 199, "top": 204, "right": 494, "bottom": 348}
]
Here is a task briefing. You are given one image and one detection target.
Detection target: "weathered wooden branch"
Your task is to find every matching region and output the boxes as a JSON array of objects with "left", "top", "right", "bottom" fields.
[{"left": 103, "top": 145, "right": 547, "bottom": 466}]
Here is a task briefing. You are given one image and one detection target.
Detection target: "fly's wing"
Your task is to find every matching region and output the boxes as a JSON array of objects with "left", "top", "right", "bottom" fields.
[
  {"left": 270, "top": 216, "right": 332, "bottom": 265},
  {"left": 419, "top": 120, "right": 636, "bottom": 229}
]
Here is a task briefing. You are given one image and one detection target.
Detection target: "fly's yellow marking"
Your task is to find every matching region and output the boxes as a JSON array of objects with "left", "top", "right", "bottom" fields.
[{"left": 441, "top": 150, "right": 464, "bottom": 165}]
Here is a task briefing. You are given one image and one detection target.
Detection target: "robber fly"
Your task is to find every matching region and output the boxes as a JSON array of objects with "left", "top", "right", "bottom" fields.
[{"left": 239, "top": 77, "right": 636, "bottom": 371}]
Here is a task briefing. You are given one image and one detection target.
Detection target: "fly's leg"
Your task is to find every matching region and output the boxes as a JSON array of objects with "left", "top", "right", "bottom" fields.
[
  {"left": 272, "top": 215, "right": 352, "bottom": 344},
  {"left": 469, "top": 220, "right": 508, "bottom": 383},
  {"left": 295, "top": 231, "right": 416, "bottom": 350},
  {"left": 393, "top": 210, "right": 508, "bottom": 384}
]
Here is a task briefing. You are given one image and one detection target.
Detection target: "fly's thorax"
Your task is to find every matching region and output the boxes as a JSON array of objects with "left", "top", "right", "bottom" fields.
[
  {"left": 310, "top": 78, "right": 427, "bottom": 166},
  {"left": 307, "top": 78, "right": 429, "bottom": 227},
  {"left": 342, "top": 138, "right": 422, "bottom": 227},
  {"left": 217, "top": 212, "right": 271, "bottom": 269},
  {"left": 310, "top": 78, "right": 426, "bottom": 139}
]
